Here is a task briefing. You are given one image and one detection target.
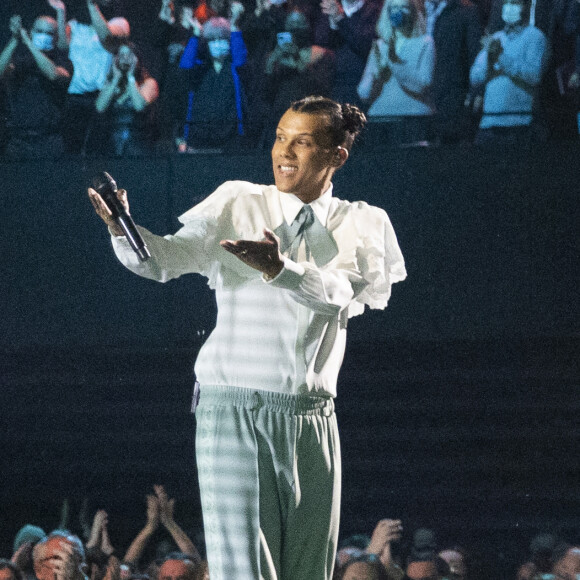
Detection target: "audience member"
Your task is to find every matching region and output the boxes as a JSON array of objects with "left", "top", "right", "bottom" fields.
[
  {"left": 263, "top": 10, "right": 335, "bottom": 136},
  {"left": 0, "top": 560, "right": 23, "bottom": 580},
  {"left": 33, "top": 532, "right": 87, "bottom": 580},
  {"left": 316, "top": 0, "right": 381, "bottom": 106},
  {"left": 365, "top": 519, "right": 404, "bottom": 578},
  {"left": 338, "top": 553, "right": 395, "bottom": 580},
  {"left": 424, "top": 0, "right": 482, "bottom": 143},
  {"left": 470, "top": 0, "right": 549, "bottom": 146},
  {"left": 0, "top": 13, "right": 71, "bottom": 158},
  {"left": 357, "top": 0, "right": 434, "bottom": 146},
  {"left": 95, "top": 41, "right": 159, "bottom": 156},
  {"left": 177, "top": 14, "right": 249, "bottom": 150},
  {"left": 551, "top": 545, "right": 580, "bottom": 580},
  {"left": 48, "top": 0, "right": 130, "bottom": 153},
  {"left": 438, "top": 547, "right": 469, "bottom": 580},
  {"left": 123, "top": 485, "right": 200, "bottom": 568}
]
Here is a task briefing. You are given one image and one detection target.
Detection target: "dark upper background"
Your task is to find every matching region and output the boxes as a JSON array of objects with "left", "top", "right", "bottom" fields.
[{"left": 1, "top": 141, "right": 578, "bottom": 577}]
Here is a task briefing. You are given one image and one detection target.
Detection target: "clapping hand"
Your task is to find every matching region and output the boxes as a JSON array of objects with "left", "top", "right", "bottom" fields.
[
  {"left": 47, "top": 0, "right": 66, "bottom": 11},
  {"left": 9, "top": 15, "right": 22, "bottom": 38}
]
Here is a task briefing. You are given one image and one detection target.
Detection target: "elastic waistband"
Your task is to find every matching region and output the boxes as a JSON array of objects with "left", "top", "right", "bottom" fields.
[{"left": 198, "top": 385, "right": 335, "bottom": 417}]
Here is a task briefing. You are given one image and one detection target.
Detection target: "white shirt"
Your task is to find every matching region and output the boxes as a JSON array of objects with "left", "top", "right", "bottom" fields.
[
  {"left": 111, "top": 181, "right": 406, "bottom": 397},
  {"left": 67, "top": 18, "right": 130, "bottom": 94}
]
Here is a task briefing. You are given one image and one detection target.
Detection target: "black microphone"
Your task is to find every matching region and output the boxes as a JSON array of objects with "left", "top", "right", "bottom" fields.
[{"left": 92, "top": 171, "right": 151, "bottom": 262}]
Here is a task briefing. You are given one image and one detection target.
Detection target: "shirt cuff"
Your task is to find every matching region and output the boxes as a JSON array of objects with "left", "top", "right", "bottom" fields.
[{"left": 262, "top": 256, "right": 305, "bottom": 288}]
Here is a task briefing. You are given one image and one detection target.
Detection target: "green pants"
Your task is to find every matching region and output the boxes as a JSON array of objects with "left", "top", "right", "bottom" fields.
[{"left": 195, "top": 385, "right": 341, "bottom": 580}]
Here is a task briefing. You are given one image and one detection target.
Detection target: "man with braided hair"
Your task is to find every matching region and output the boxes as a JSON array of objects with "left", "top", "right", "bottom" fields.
[{"left": 89, "top": 95, "right": 406, "bottom": 580}]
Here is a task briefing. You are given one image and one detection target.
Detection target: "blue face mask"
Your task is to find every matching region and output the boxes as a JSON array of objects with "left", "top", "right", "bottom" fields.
[
  {"left": 208, "top": 39, "right": 230, "bottom": 60},
  {"left": 32, "top": 32, "right": 55, "bottom": 51},
  {"left": 389, "top": 7, "right": 412, "bottom": 28}
]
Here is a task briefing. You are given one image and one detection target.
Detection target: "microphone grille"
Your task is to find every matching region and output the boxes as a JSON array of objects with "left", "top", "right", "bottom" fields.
[{"left": 92, "top": 171, "right": 117, "bottom": 194}]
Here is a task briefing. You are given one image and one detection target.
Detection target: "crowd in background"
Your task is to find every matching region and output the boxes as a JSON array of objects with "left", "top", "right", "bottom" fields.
[
  {"left": 0, "top": 0, "right": 580, "bottom": 158},
  {"left": 0, "top": 485, "right": 580, "bottom": 580},
  {"left": 1, "top": 485, "right": 579, "bottom": 580}
]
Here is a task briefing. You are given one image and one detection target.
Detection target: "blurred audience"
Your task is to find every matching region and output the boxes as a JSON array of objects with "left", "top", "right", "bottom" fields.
[
  {"left": 177, "top": 13, "right": 248, "bottom": 151},
  {"left": 470, "top": 0, "right": 549, "bottom": 146},
  {"left": 425, "top": 0, "right": 482, "bottom": 144},
  {"left": 0, "top": 13, "right": 71, "bottom": 158},
  {"left": 357, "top": 0, "right": 434, "bottom": 145},
  {"left": 551, "top": 545, "right": 580, "bottom": 580},
  {"left": 2, "top": 0, "right": 580, "bottom": 156},
  {"left": 316, "top": 0, "right": 381, "bottom": 106},
  {"left": 95, "top": 41, "right": 159, "bottom": 156},
  {"left": 48, "top": 0, "right": 130, "bottom": 153},
  {"left": 263, "top": 10, "right": 334, "bottom": 137}
]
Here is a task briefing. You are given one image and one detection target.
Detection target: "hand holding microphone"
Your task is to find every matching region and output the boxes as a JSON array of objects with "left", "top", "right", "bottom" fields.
[{"left": 88, "top": 172, "right": 151, "bottom": 262}]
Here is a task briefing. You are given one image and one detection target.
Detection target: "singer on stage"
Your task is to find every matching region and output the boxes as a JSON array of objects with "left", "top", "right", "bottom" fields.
[{"left": 88, "top": 96, "right": 406, "bottom": 580}]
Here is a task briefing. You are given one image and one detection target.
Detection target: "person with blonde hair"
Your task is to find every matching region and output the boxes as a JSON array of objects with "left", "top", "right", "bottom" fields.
[{"left": 357, "top": 0, "right": 435, "bottom": 145}]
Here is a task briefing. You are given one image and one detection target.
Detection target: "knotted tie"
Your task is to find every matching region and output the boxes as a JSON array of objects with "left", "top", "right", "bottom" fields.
[
  {"left": 274, "top": 204, "right": 339, "bottom": 266},
  {"left": 287, "top": 205, "right": 315, "bottom": 261}
]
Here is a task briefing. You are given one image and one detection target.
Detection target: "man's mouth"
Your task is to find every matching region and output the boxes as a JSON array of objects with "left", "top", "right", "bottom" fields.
[{"left": 278, "top": 165, "right": 298, "bottom": 175}]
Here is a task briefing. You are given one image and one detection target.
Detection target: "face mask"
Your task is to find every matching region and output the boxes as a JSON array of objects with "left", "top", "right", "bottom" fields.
[
  {"left": 208, "top": 39, "right": 230, "bottom": 59},
  {"left": 270, "top": 0, "right": 287, "bottom": 6},
  {"left": 277, "top": 32, "right": 293, "bottom": 47},
  {"left": 501, "top": 3, "right": 523, "bottom": 25},
  {"left": 389, "top": 7, "right": 412, "bottom": 29},
  {"left": 32, "top": 32, "right": 55, "bottom": 51}
]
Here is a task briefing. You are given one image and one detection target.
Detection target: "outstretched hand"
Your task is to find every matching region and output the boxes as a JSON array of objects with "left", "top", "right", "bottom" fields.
[{"left": 221, "top": 229, "right": 284, "bottom": 278}]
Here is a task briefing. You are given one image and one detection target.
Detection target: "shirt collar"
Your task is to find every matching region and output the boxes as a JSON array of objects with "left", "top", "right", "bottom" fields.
[
  {"left": 279, "top": 184, "right": 333, "bottom": 227},
  {"left": 342, "top": 0, "right": 365, "bottom": 18}
]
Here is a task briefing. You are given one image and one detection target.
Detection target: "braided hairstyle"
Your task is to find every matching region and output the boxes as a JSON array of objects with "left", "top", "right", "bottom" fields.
[{"left": 290, "top": 95, "right": 366, "bottom": 151}]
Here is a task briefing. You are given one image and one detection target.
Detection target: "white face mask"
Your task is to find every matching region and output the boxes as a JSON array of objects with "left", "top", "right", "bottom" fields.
[
  {"left": 32, "top": 32, "right": 55, "bottom": 51},
  {"left": 208, "top": 39, "right": 230, "bottom": 60},
  {"left": 502, "top": 3, "right": 523, "bottom": 25}
]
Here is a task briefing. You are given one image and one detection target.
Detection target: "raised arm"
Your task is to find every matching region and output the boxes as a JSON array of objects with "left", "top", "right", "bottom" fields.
[
  {"left": 47, "top": 0, "right": 70, "bottom": 50},
  {"left": 20, "top": 27, "right": 70, "bottom": 82},
  {"left": 0, "top": 16, "right": 22, "bottom": 77},
  {"left": 123, "top": 494, "right": 160, "bottom": 566},
  {"left": 87, "top": 0, "right": 129, "bottom": 52},
  {"left": 155, "top": 485, "right": 201, "bottom": 562}
]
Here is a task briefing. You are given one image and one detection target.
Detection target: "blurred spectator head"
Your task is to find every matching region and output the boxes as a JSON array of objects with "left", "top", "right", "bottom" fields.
[
  {"left": 376, "top": 0, "right": 426, "bottom": 41},
  {"left": 0, "top": 560, "right": 23, "bottom": 580},
  {"left": 30, "top": 17, "right": 58, "bottom": 52},
  {"left": 289, "top": 95, "right": 367, "bottom": 151},
  {"left": 438, "top": 547, "right": 468, "bottom": 580},
  {"left": 13, "top": 525, "right": 46, "bottom": 553},
  {"left": 530, "top": 533, "right": 559, "bottom": 573},
  {"left": 33, "top": 532, "right": 86, "bottom": 580},
  {"left": 283, "top": 10, "right": 312, "bottom": 47},
  {"left": 410, "top": 528, "right": 437, "bottom": 562},
  {"left": 336, "top": 534, "right": 371, "bottom": 568},
  {"left": 407, "top": 559, "right": 452, "bottom": 580},
  {"left": 500, "top": 0, "right": 530, "bottom": 26},
  {"left": 338, "top": 553, "right": 391, "bottom": 580},
  {"left": 158, "top": 554, "right": 196, "bottom": 580},
  {"left": 552, "top": 546, "right": 580, "bottom": 580},
  {"left": 203, "top": 17, "right": 231, "bottom": 61}
]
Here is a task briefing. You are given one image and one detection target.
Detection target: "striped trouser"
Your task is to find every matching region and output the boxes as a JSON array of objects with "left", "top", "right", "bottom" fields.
[{"left": 195, "top": 385, "right": 341, "bottom": 580}]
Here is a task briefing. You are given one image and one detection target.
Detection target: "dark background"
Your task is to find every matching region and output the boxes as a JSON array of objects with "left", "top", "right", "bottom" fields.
[{"left": 1, "top": 140, "right": 578, "bottom": 576}]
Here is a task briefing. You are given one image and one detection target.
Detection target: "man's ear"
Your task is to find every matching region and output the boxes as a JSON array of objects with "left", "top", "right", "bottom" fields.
[{"left": 332, "top": 146, "right": 349, "bottom": 168}]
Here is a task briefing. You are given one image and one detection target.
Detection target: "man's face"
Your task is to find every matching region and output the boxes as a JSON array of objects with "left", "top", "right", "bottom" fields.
[
  {"left": 158, "top": 560, "right": 196, "bottom": 580},
  {"left": 0, "top": 569, "right": 17, "bottom": 580},
  {"left": 34, "top": 537, "right": 81, "bottom": 580},
  {"left": 271, "top": 110, "right": 337, "bottom": 204},
  {"left": 341, "top": 561, "right": 379, "bottom": 580},
  {"left": 553, "top": 548, "right": 580, "bottom": 580}
]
